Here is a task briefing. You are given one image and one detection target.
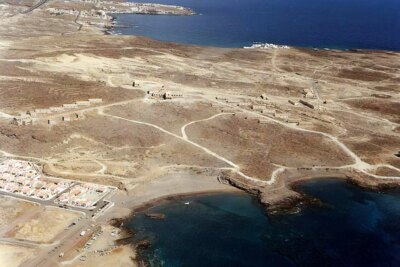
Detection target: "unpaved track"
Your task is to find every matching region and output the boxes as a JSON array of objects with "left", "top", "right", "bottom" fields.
[
  {"left": 21, "top": 0, "right": 50, "bottom": 14},
  {"left": 205, "top": 96, "right": 400, "bottom": 180},
  {"left": 181, "top": 113, "right": 232, "bottom": 140},
  {"left": 99, "top": 109, "right": 269, "bottom": 185},
  {"left": 96, "top": 94, "right": 400, "bottom": 183}
]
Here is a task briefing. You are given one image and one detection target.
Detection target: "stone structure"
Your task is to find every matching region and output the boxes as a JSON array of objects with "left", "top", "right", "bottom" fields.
[
  {"left": 274, "top": 113, "right": 289, "bottom": 121},
  {"left": 63, "top": 103, "right": 78, "bottom": 109},
  {"left": 88, "top": 98, "right": 103, "bottom": 103},
  {"left": 50, "top": 106, "right": 64, "bottom": 112},
  {"left": 299, "top": 99, "right": 315, "bottom": 109},
  {"left": 35, "top": 108, "right": 50, "bottom": 114},
  {"left": 260, "top": 109, "right": 276, "bottom": 115},
  {"left": 251, "top": 105, "right": 265, "bottom": 110},
  {"left": 11, "top": 112, "right": 36, "bottom": 126},
  {"left": 302, "top": 88, "right": 315, "bottom": 99},
  {"left": 148, "top": 90, "right": 182, "bottom": 100},
  {"left": 62, "top": 116, "right": 71, "bottom": 122},
  {"left": 76, "top": 101, "right": 91, "bottom": 106}
]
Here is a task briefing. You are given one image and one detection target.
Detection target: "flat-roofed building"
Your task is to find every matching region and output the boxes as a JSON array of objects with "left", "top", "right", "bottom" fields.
[
  {"left": 274, "top": 113, "right": 289, "bottom": 121},
  {"left": 76, "top": 101, "right": 90, "bottom": 106},
  {"left": 261, "top": 109, "right": 275, "bottom": 115},
  {"left": 50, "top": 106, "right": 64, "bottom": 112},
  {"left": 251, "top": 105, "right": 265, "bottom": 110},
  {"left": 62, "top": 116, "right": 71, "bottom": 122},
  {"left": 88, "top": 98, "right": 103, "bottom": 103},
  {"left": 299, "top": 99, "right": 315, "bottom": 109},
  {"left": 63, "top": 103, "right": 78, "bottom": 109},
  {"left": 35, "top": 108, "right": 50, "bottom": 114},
  {"left": 11, "top": 114, "right": 34, "bottom": 126}
]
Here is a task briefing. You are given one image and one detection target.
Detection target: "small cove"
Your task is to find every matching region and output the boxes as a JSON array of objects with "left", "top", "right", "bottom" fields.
[{"left": 127, "top": 178, "right": 400, "bottom": 267}]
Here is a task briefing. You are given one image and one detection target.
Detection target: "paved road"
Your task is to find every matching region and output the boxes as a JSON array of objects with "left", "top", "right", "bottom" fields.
[
  {"left": 0, "top": 188, "right": 88, "bottom": 214},
  {"left": 0, "top": 189, "right": 114, "bottom": 267}
]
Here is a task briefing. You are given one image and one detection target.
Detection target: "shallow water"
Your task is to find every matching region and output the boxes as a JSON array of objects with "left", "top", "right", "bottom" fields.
[
  {"left": 127, "top": 179, "right": 400, "bottom": 267},
  {"left": 114, "top": 0, "right": 400, "bottom": 50}
]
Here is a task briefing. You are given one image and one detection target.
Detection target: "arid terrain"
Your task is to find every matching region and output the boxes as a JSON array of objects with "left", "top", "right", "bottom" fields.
[{"left": 0, "top": 0, "right": 399, "bottom": 266}]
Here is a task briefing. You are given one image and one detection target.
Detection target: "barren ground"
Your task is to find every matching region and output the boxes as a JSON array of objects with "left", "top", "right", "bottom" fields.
[
  {"left": 0, "top": 244, "right": 37, "bottom": 267},
  {"left": 0, "top": 196, "right": 38, "bottom": 227},
  {"left": 0, "top": 0, "right": 399, "bottom": 266},
  {"left": 9, "top": 207, "right": 81, "bottom": 243}
]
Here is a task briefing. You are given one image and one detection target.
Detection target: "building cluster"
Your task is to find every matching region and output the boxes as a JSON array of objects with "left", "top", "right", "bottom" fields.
[
  {"left": 12, "top": 98, "right": 102, "bottom": 126},
  {"left": 216, "top": 95, "right": 303, "bottom": 127},
  {"left": 250, "top": 97, "right": 300, "bottom": 126},
  {"left": 56, "top": 183, "right": 110, "bottom": 209},
  {"left": 147, "top": 90, "right": 183, "bottom": 100},
  {"left": 244, "top": 43, "right": 290, "bottom": 49},
  {"left": 35, "top": 98, "right": 103, "bottom": 114},
  {"left": 0, "top": 159, "right": 113, "bottom": 209},
  {"left": 298, "top": 82, "right": 328, "bottom": 110},
  {"left": 0, "top": 159, "right": 71, "bottom": 200},
  {"left": 11, "top": 111, "right": 37, "bottom": 126},
  {"left": 214, "top": 92, "right": 337, "bottom": 128},
  {"left": 48, "top": 113, "right": 85, "bottom": 125},
  {"left": 47, "top": 8, "right": 112, "bottom": 20}
]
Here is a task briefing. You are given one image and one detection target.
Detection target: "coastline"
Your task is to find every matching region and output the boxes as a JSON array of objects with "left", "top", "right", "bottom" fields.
[
  {"left": 130, "top": 188, "right": 242, "bottom": 213},
  {"left": 219, "top": 168, "right": 400, "bottom": 213},
  {"left": 1, "top": 1, "right": 400, "bottom": 265},
  {"left": 73, "top": 0, "right": 399, "bottom": 52},
  {"left": 107, "top": 0, "right": 400, "bottom": 51},
  {"left": 111, "top": 171, "right": 400, "bottom": 267},
  {"left": 109, "top": 167, "right": 400, "bottom": 231},
  {"left": 107, "top": 173, "right": 241, "bottom": 266},
  {"left": 125, "top": 172, "right": 400, "bottom": 215}
]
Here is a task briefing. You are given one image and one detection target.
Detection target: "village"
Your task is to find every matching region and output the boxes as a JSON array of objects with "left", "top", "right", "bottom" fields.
[
  {"left": 0, "top": 158, "right": 115, "bottom": 209},
  {"left": 0, "top": 0, "right": 399, "bottom": 265},
  {"left": 209, "top": 82, "right": 331, "bottom": 129},
  {"left": 11, "top": 98, "right": 103, "bottom": 126}
]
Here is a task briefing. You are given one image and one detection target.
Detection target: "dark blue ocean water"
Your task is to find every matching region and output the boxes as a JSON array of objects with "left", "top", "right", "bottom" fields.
[
  {"left": 113, "top": 0, "right": 400, "bottom": 50},
  {"left": 128, "top": 179, "right": 400, "bottom": 267}
]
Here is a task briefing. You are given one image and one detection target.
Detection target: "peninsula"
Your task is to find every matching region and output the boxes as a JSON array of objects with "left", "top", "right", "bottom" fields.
[{"left": 0, "top": 0, "right": 399, "bottom": 266}]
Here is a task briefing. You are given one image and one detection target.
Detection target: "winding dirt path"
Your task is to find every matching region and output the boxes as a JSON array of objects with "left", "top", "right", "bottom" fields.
[
  {"left": 21, "top": 0, "right": 50, "bottom": 14},
  {"left": 1, "top": 95, "right": 398, "bottom": 189},
  {"left": 181, "top": 113, "right": 232, "bottom": 140},
  {"left": 99, "top": 109, "right": 268, "bottom": 185},
  {"left": 203, "top": 96, "right": 400, "bottom": 180}
]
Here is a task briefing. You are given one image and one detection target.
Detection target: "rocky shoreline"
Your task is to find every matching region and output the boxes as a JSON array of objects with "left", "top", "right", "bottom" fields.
[
  {"left": 109, "top": 170, "right": 400, "bottom": 266},
  {"left": 45, "top": 0, "right": 195, "bottom": 35},
  {"left": 1, "top": 0, "right": 399, "bottom": 265},
  {"left": 219, "top": 169, "right": 400, "bottom": 214}
]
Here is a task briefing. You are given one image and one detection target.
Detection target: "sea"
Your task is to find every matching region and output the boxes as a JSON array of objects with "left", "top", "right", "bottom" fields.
[
  {"left": 113, "top": 0, "right": 400, "bottom": 50},
  {"left": 127, "top": 179, "right": 400, "bottom": 267}
]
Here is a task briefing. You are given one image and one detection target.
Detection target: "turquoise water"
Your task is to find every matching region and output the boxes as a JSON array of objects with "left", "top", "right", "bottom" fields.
[
  {"left": 113, "top": 0, "right": 400, "bottom": 50},
  {"left": 128, "top": 179, "right": 400, "bottom": 266}
]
